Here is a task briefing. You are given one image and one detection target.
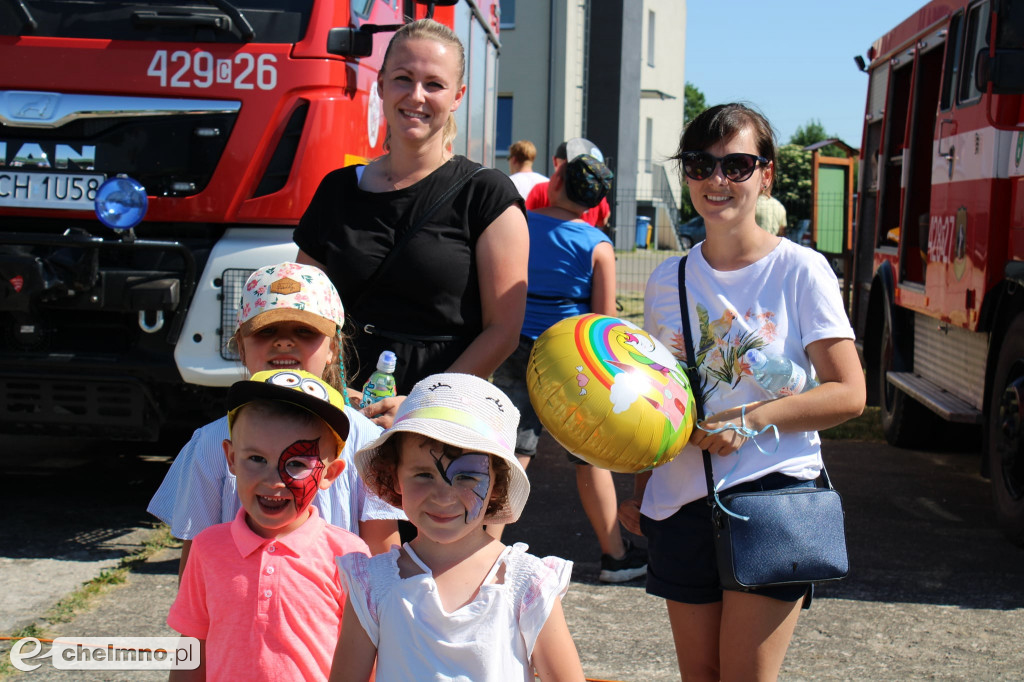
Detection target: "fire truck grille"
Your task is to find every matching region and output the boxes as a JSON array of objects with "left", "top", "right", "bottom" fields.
[
  {"left": 220, "top": 267, "right": 256, "bottom": 361},
  {"left": 0, "top": 372, "right": 159, "bottom": 439}
]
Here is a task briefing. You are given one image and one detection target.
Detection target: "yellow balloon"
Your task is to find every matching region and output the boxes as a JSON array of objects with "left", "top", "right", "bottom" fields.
[{"left": 527, "top": 314, "right": 696, "bottom": 473}]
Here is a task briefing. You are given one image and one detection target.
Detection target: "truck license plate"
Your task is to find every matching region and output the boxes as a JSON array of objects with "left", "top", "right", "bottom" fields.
[{"left": 0, "top": 171, "right": 106, "bottom": 210}]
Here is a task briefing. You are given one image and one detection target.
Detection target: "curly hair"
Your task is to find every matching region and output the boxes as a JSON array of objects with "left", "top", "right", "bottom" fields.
[{"left": 365, "top": 433, "right": 512, "bottom": 519}]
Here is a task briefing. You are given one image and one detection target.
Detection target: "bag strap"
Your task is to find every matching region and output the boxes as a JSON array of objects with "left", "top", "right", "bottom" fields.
[
  {"left": 675, "top": 256, "right": 719, "bottom": 505},
  {"left": 352, "top": 165, "right": 487, "bottom": 310}
]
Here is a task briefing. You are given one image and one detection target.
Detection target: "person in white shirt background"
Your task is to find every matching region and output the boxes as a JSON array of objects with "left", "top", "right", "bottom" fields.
[{"left": 507, "top": 139, "right": 549, "bottom": 199}]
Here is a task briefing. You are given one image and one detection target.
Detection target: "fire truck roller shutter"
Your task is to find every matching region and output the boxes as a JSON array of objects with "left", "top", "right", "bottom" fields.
[{"left": 872, "top": 263, "right": 943, "bottom": 449}]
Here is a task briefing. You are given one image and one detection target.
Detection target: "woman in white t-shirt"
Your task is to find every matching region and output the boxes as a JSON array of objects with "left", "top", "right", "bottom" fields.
[{"left": 618, "top": 103, "right": 865, "bottom": 681}]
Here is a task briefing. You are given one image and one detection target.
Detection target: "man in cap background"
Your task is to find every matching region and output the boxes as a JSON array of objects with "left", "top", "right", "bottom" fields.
[
  {"left": 493, "top": 154, "right": 648, "bottom": 582},
  {"left": 525, "top": 137, "right": 613, "bottom": 230}
]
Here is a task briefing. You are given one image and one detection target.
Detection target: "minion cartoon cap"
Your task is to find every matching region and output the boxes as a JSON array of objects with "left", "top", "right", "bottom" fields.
[{"left": 227, "top": 369, "right": 350, "bottom": 449}]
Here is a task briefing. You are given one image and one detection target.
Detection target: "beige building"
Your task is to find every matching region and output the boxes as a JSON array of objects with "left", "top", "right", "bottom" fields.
[{"left": 496, "top": 0, "right": 686, "bottom": 249}]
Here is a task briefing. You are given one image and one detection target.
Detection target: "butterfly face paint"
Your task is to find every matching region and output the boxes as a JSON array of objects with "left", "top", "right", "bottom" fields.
[
  {"left": 430, "top": 446, "right": 491, "bottom": 523},
  {"left": 278, "top": 438, "right": 326, "bottom": 512}
]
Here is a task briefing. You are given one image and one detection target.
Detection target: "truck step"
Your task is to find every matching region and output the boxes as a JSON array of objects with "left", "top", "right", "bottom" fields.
[{"left": 886, "top": 371, "right": 983, "bottom": 424}]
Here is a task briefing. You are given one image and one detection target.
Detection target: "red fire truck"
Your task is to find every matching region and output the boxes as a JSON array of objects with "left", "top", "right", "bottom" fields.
[
  {"left": 851, "top": 0, "right": 1024, "bottom": 542},
  {"left": 0, "top": 0, "right": 502, "bottom": 441}
]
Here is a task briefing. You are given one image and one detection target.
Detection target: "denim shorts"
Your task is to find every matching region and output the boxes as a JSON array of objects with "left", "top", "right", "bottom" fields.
[
  {"left": 640, "top": 472, "right": 816, "bottom": 606},
  {"left": 492, "top": 336, "right": 587, "bottom": 465}
]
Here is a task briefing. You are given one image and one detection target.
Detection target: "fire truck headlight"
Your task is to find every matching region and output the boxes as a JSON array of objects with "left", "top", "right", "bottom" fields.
[{"left": 95, "top": 176, "right": 149, "bottom": 231}]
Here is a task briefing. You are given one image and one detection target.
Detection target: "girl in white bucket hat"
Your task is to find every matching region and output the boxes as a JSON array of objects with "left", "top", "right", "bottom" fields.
[{"left": 332, "top": 372, "right": 585, "bottom": 681}]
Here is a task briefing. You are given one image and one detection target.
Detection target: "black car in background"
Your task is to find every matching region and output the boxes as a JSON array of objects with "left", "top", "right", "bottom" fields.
[{"left": 674, "top": 216, "right": 705, "bottom": 251}]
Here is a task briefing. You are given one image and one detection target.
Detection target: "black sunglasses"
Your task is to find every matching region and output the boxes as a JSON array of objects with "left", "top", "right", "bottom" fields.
[{"left": 681, "top": 151, "right": 769, "bottom": 183}]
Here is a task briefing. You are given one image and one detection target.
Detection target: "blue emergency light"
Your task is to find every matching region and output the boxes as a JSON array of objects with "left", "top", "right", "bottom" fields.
[{"left": 95, "top": 175, "right": 148, "bottom": 231}]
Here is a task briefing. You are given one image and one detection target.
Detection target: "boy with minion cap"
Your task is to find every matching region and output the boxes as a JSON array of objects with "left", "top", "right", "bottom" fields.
[{"left": 168, "top": 369, "right": 370, "bottom": 681}]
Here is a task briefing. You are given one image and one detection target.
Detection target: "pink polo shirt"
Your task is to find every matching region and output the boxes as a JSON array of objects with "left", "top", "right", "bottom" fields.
[{"left": 168, "top": 507, "right": 369, "bottom": 681}]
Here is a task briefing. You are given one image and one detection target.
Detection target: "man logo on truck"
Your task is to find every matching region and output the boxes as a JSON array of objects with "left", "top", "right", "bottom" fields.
[{"left": 0, "top": 142, "right": 96, "bottom": 170}]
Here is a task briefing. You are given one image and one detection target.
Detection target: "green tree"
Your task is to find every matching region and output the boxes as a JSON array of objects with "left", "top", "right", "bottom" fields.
[
  {"left": 684, "top": 82, "right": 707, "bottom": 125},
  {"left": 677, "top": 83, "right": 708, "bottom": 221},
  {"left": 773, "top": 144, "right": 813, "bottom": 223},
  {"left": 790, "top": 118, "right": 845, "bottom": 158}
]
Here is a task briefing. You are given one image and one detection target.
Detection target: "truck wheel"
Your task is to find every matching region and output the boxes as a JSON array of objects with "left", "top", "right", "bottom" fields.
[
  {"left": 987, "top": 315, "right": 1024, "bottom": 546},
  {"left": 878, "top": 308, "right": 938, "bottom": 447}
]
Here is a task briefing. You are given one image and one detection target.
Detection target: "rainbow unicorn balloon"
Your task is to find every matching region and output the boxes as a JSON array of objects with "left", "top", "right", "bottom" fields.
[{"left": 527, "top": 314, "right": 696, "bottom": 472}]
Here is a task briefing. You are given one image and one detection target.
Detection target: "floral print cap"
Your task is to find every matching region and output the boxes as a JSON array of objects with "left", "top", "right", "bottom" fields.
[{"left": 236, "top": 262, "right": 343, "bottom": 338}]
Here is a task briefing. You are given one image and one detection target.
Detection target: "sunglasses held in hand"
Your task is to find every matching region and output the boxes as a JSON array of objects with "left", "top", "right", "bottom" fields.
[{"left": 681, "top": 151, "right": 769, "bottom": 183}]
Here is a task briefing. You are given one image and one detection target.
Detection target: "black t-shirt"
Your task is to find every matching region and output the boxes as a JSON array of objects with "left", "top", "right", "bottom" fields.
[{"left": 294, "top": 156, "right": 523, "bottom": 392}]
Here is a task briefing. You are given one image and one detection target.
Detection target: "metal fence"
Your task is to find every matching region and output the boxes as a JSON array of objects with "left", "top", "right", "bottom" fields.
[{"left": 606, "top": 163, "right": 684, "bottom": 325}]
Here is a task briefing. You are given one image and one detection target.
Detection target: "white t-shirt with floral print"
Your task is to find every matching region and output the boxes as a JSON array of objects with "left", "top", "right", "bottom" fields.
[{"left": 642, "top": 239, "right": 854, "bottom": 518}]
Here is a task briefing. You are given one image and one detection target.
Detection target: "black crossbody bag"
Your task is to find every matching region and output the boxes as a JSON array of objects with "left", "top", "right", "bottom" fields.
[{"left": 676, "top": 256, "right": 850, "bottom": 590}]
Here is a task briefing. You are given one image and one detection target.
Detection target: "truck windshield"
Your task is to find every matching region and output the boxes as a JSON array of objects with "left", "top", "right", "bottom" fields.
[{"left": 0, "top": 0, "right": 314, "bottom": 43}]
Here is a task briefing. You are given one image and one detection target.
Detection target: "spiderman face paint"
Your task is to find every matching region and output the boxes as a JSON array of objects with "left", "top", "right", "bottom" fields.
[
  {"left": 278, "top": 438, "right": 326, "bottom": 513},
  {"left": 226, "top": 408, "right": 335, "bottom": 539}
]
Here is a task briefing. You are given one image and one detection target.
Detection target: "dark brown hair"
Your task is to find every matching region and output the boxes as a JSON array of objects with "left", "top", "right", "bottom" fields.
[
  {"left": 366, "top": 433, "right": 512, "bottom": 518},
  {"left": 672, "top": 103, "right": 777, "bottom": 192}
]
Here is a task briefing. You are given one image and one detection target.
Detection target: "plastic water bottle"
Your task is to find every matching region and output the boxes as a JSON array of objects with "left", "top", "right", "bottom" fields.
[
  {"left": 744, "top": 348, "right": 819, "bottom": 397},
  {"left": 361, "top": 351, "right": 397, "bottom": 406}
]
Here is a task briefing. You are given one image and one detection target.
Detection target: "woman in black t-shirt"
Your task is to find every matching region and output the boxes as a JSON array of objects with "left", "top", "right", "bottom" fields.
[{"left": 294, "top": 19, "right": 528, "bottom": 426}]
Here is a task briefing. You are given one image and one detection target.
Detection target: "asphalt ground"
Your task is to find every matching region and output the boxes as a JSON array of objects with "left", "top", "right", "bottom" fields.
[{"left": 2, "top": 432, "right": 1023, "bottom": 680}]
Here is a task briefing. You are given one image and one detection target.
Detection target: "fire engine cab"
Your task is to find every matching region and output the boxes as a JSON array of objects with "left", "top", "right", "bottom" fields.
[
  {"left": 851, "top": 0, "right": 1024, "bottom": 542},
  {"left": 0, "top": 0, "right": 501, "bottom": 440}
]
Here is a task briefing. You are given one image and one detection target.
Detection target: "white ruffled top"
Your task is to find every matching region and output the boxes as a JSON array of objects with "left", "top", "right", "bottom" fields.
[{"left": 336, "top": 542, "right": 571, "bottom": 681}]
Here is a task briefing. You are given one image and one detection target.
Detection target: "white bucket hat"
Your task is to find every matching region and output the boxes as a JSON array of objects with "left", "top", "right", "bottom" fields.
[{"left": 355, "top": 373, "right": 530, "bottom": 524}]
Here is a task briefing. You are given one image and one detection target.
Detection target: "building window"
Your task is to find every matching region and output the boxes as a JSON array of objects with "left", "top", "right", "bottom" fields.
[
  {"left": 647, "top": 10, "right": 655, "bottom": 67},
  {"left": 496, "top": 95, "right": 513, "bottom": 154},
  {"left": 645, "top": 118, "right": 653, "bottom": 173},
  {"left": 500, "top": 0, "right": 515, "bottom": 28}
]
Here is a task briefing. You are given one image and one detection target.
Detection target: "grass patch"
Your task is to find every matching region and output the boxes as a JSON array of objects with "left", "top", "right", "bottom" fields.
[
  {"left": 0, "top": 525, "right": 179, "bottom": 663},
  {"left": 46, "top": 525, "right": 179, "bottom": 625},
  {"left": 821, "top": 405, "right": 884, "bottom": 442}
]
